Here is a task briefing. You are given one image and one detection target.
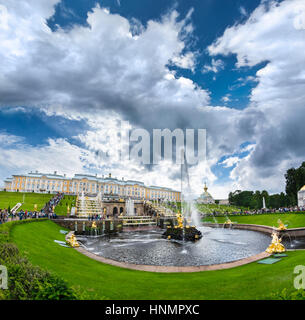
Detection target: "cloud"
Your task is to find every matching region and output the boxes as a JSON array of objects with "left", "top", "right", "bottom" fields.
[
  {"left": 202, "top": 58, "right": 224, "bottom": 73},
  {"left": 0, "top": 2, "right": 208, "bottom": 124},
  {"left": 220, "top": 156, "right": 240, "bottom": 168},
  {"left": 0, "top": 132, "right": 25, "bottom": 146},
  {"left": 239, "top": 6, "right": 247, "bottom": 17},
  {"left": 0, "top": 1, "right": 250, "bottom": 191},
  {"left": 229, "top": 76, "right": 258, "bottom": 90},
  {"left": 171, "top": 51, "right": 196, "bottom": 71},
  {"left": 2, "top": 0, "right": 305, "bottom": 199},
  {"left": 0, "top": 135, "right": 89, "bottom": 182},
  {"left": 221, "top": 94, "right": 231, "bottom": 103},
  {"left": 208, "top": 0, "right": 305, "bottom": 192}
]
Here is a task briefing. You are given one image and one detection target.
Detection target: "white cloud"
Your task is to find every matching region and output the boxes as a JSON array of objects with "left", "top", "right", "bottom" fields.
[
  {"left": 239, "top": 6, "right": 247, "bottom": 17},
  {"left": 208, "top": 0, "right": 305, "bottom": 193},
  {"left": 220, "top": 156, "right": 240, "bottom": 168},
  {"left": 202, "top": 58, "right": 224, "bottom": 73},
  {"left": 0, "top": 133, "right": 24, "bottom": 146},
  {"left": 0, "top": 0, "right": 250, "bottom": 198},
  {"left": 171, "top": 51, "right": 196, "bottom": 71},
  {"left": 0, "top": 135, "right": 89, "bottom": 184},
  {"left": 221, "top": 94, "right": 231, "bottom": 103},
  {"left": 0, "top": 1, "right": 209, "bottom": 118}
]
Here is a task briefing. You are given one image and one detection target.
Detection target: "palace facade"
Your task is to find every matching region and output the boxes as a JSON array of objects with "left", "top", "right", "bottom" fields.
[{"left": 3, "top": 171, "right": 181, "bottom": 201}]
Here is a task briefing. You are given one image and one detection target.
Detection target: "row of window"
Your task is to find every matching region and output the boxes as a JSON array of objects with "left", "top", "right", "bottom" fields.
[{"left": 9, "top": 178, "right": 179, "bottom": 199}]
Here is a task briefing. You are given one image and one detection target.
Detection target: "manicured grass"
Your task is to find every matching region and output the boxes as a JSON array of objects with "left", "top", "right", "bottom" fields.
[
  {"left": 197, "top": 203, "right": 247, "bottom": 214},
  {"left": 0, "top": 191, "right": 53, "bottom": 212},
  {"left": 10, "top": 220, "right": 305, "bottom": 300},
  {"left": 54, "top": 195, "right": 76, "bottom": 216},
  {"left": 165, "top": 203, "right": 246, "bottom": 214},
  {"left": 203, "top": 213, "right": 305, "bottom": 229}
]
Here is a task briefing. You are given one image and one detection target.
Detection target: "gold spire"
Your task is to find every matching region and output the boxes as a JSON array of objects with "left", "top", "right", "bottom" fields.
[{"left": 204, "top": 182, "right": 208, "bottom": 193}]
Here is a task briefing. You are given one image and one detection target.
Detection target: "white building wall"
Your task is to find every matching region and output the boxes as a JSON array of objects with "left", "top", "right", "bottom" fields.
[{"left": 298, "top": 190, "right": 305, "bottom": 206}]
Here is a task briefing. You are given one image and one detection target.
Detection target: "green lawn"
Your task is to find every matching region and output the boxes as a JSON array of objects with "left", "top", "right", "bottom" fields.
[
  {"left": 54, "top": 195, "right": 76, "bottom": 216},
  {"left": 203, "top": 213, "right": 305, "bottom": 229},
  {"left": 197, "top": 203, "right": 247, "bottom": 214},
  {"left": 165, "top": 203, "right": 245, "bottom": 215},
  {"left": 10, "top": 220, "right": 305, "bottom": 300},
  {"left": 0, "top": 191, "right": 53, "bottom": 212}
]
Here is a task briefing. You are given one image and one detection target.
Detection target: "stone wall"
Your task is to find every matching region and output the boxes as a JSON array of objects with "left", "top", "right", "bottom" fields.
[
  {"left": 53, "top": 219, "right": 123, "bottom": 234},
  {"left": 101, "top": 201, "right": 145, "bottom": 217}
]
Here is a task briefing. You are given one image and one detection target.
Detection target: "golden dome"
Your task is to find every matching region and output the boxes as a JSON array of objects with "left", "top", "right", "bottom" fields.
[{"left": 300, "top": 185, "right": 305, "bottom": 191}]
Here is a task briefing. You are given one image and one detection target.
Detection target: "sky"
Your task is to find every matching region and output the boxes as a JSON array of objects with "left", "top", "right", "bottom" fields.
[{"left": 0, "top": 0, "right": 305, "bottom": 198}]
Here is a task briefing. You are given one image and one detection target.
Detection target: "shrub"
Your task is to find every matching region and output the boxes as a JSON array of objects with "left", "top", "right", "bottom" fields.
[
  {"left": 0, "top": 220, "right": 78, "bottom": 300},
  {"left": 269, "top": 288, "right": 305, "bottom": 300}
]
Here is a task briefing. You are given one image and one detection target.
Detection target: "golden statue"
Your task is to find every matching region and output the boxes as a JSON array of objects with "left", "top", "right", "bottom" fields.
[
  {"left": 225, "top": 218, "right": 233, "bottom": 224},
  {"left": 67, "top": 234, "right": 80, "bottom": 248},
  {"left": 277, "top": 219, "right": 287, "bottom": 230},
  {"left": 92, "top": 221, "right": 97, "bottom": 229},
  {"left": 176, "top": 211, "right": 185, "bottom": 229},
  {"left": 67, "top": 205, "right": 70, "bottom": 214},
  {"left": 266, "top": 232, "right": 285, "bottom": 253},
  {"left": 34, "top": 204, "right": 37, "bottom": 211}
]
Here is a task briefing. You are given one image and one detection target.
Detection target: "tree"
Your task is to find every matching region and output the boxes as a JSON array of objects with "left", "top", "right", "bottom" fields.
[{"left": 285, "top": 162, "right": 305, "bottom": 205}]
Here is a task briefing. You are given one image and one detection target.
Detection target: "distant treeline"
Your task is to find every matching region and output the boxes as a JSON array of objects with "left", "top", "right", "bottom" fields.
[{"left": 229, "top": 162, "right": 305, "bottom": 209}]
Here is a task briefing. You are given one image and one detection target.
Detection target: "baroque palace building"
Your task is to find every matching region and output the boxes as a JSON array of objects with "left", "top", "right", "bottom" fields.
[{"left": 3, "top": 171, "right": 181, "bottom": 201}]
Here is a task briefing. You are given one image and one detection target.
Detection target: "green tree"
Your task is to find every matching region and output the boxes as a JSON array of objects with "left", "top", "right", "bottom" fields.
[{"left": 285, "top": 162, "right": 305, "bottom": 205}]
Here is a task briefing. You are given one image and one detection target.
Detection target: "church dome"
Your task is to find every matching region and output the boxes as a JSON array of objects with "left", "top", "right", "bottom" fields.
[{"left": 197, "top": 183, "right": 215, "bottom": 204}]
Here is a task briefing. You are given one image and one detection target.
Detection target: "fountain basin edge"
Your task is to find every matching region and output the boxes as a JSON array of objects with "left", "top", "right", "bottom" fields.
[
  {"left": 65, "top": 231, "right": 271, "bottom": 273},
  {"left": 202, "top": 222, "right": 305, "bottom": 238}
]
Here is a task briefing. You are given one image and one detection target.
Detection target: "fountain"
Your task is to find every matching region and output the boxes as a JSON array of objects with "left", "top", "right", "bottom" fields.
[
  {"left": 126, "top": 198, "right": 135, "bottom": 216},
  {"left": 117, "top": 198, "right": 157, "bottom": 228},
  {"left": 67, "top": 234, "right": 80, "bottom": 247},
  {"left": 224, "top": 218, "right": 233, "bottom": 227},
  {"left": 73, "top": 153, "right": 279, "bottom": 267},
  {"left": 163, "top": 149, "right": 202, "bottom": 242},
  {"left": 277, "top": 219, "right": 287, "bottom": 231},
  {"left": 162, "top": 211, "right": 202, "bottom": 241},
  {"left": 266, "top": 232, "right": 286, "bottom": 253},
  {"left": 76, "top": 192, "right": 102, "bottom": 217},
  {"left": 262, "top": 196, "right": 266, "bottom": 210}
]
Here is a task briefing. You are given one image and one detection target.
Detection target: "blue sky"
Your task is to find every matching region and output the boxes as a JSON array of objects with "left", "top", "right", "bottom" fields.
[{"left": 0, "top": 0, "right": 304, "bottom": 198}]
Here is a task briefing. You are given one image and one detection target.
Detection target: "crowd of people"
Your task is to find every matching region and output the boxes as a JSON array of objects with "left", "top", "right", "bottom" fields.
[
  {"left": 0, "top": 193, "right": 64, "bottom": 224},
  {"left": 43, "top": 193, "right": 63, "bottom": 217},
  {"left": 0, "top": 208, "right": 49, "bottom": 224}
]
